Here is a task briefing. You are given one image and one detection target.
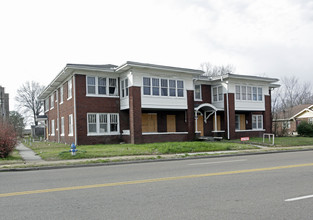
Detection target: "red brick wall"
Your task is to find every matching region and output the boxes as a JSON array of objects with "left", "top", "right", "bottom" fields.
[
  {"left": 264, "top": 94, "right": 272, "bottom": 133},
  {"left": 75, "top": 74, "right": 121, "bottom": 145},
  {"left": 224, "top": 93, "right": 235, "bottom": 139},
  {"left": 187, "top": 90, "right": 195, "bottom": 141},
  {"left": 129, "top": 86, "right": 142, "bottom": 144},
  {"left": 142, "top": 134, "right": 188, "bottom": 143},
  {"left": 194, "top": 84, "right": 212, "bottom": 105}
]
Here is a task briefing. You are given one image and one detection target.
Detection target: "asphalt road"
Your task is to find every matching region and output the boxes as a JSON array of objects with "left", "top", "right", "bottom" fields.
[{"left": 1, "top": 151, "right": 313, "bottom": 220}]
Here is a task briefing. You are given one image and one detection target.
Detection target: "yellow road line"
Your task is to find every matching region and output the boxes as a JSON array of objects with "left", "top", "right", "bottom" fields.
[{"left": 1, "top": 162, "right": 313, "bottom": 198}]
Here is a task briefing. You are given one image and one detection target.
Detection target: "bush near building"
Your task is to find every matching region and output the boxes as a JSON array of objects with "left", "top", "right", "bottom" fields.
[
  {"left": 296, "top": 121, "right": 313, "bottom": 137},
  {"left": 0, "top": 122, "right": 18, "bottom": 158}
]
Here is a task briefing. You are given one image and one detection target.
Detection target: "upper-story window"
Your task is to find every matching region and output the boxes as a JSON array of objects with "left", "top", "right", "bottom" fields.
[
  {"left": 212, "top": 86, "right": 223, "bottom": 102},
  {"left": 194, "top": 85, "right": 201, "bottom": 100},
  {"left": 50, "top": 94, "right": 54, "bottom": 109},
  {"left": 60, "top": 86, "right": 63, "bottom": 104},
  {"left": 143, "top": 77, "right": 184, "bottom": 98},
  {"left": 121, "top": 78, "right": 129, "bottom": 98},
  {"left": 45, "top": 98, "right": 49, "bottom": 112},
  {"left": 236, "top": 85, "right": 263, "bottom": 101},
  {"left": 68, "top": 78, "right": 72, "bottom": 99},
  {"left": 86, "top": 76, "right": 118, "bottom": 96}
]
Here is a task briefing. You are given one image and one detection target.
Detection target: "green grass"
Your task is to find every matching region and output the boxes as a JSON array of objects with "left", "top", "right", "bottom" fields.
[
  {"left": 24, "top": 141, "right": 257, "bottom": 161},
  {"left": 239, "top": 136, "right": 313, "bottom": 147},
  {"left": 0, "top": 149, "right": 24, "bottom": 165}
]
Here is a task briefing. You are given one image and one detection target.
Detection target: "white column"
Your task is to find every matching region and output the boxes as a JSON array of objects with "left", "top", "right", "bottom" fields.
[
  {"left": 214, "top": 111, "right": 217, "bottom": 131},
  {"left": 195, "top": 111, "right": 198, "bottom": 132}
]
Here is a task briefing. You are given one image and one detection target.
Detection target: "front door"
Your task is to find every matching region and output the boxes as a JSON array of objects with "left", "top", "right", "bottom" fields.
[
  {"left": 167, "top": 115, "right": 176, "bottom": 132},
  {"left": 197, "top": 115, "right": 204, "bottom": 136}
]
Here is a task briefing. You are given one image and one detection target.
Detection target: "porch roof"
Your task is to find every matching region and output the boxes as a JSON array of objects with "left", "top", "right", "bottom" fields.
[{"left": 194, "top": 103, "right": 222, "bottom": 112}]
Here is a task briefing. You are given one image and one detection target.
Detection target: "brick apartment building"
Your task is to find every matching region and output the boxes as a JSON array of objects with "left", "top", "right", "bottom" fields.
[{"left": 38, "top": 61, "right": 279, "bottom": 145}]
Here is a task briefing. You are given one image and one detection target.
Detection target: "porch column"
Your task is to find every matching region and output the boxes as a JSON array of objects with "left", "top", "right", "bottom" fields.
[
  {"left": 195, "top": 111, "right": 198, "bottom": 133},
  {"left": 187, "top": 90, "right": 195, "bottom": 141},
  {"left": 214, "top": 111, "right": 217, "bottom": 132},
  {"left": 129, "top": 86, "right": 142, "bottom": 144}
]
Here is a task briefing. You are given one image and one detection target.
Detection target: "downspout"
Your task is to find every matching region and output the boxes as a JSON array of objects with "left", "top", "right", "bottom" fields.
[
  {"left": 73, "top": 74, "right": 77, "bottom": 146},
  {"left": 56, "top": 89, "right": 60, "bottom": 143},
  {"left": 225, "top": 80, "right": 230, "bottom": 140}
]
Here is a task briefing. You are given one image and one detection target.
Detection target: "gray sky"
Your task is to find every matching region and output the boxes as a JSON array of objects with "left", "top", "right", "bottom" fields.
[{"left": 1, "top": 0, "right": 313, "bottom": 111}]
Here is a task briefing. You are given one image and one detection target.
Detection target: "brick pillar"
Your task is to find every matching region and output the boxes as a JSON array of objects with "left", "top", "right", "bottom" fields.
[
  {"left": 187, "top": 90, "right": 195, "bottom": 141},
  {"left": 264, "top": 94, "right": 272, "bottom": 133},
  {"left": 129, "top": 86, "right": 142, "bottom": 144},
  {"left": 224, "top": 93, "right": 235, "bottom": 139}
]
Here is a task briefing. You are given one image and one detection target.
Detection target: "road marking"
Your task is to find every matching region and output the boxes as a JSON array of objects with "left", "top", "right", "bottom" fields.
[
  {"left": 188, "top": 159, "right": 246, "bottom": 166},
  {"left": 1, "top": 162, "right": 313, "bottom": 198},
  {"left": 285, "top": 194, "right": 313, "bottom": 202}
]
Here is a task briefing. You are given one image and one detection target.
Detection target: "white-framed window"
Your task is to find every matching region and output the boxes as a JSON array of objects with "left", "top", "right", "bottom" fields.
[
  {"left": 143, "top": 77, "right": 184, "bottom": 98},
  {"left": 161, "top": 79, "right": 168, "bottom": 96},
  {"left": 252, "top": 115, "right": 263, "bottom": 130},
  {"left": 61, "top": 117, "right": 64, "bottom": 136},
  {"left": 212, "top": 86, "right": 223, "bottom": 102},
  {"left": 68, "top": 78, "right": 72, "bottom": 99},
  {"left": 235, "top": 85, "right": 241, "bottom": 100},
  {"left": 309, "top": 118, "right": 313, "bottom": 124},
  {"left": 87, "top": 113, "right": 119, "bottom": 135},
  {"left": 60, "top": 86, "right": 63, "bottom": 104},
  {"left": 45, "top": 98, "right": 49, "bottom": 112},
  {"left": 194, "top": 84, "right": 201, "bottom": 100},
  {"left": 68, "top": 114, "right": 73, "bottom": 136},
  {"left": 50, "top": 94, "right": 54, "bottom": 109},
  {"left": 121, "top": 78, "right": 129, "bottom": 98},
  {"left": 235, "top": 115, "right": 240, "bottom": 130},
  {"left": 51, "top": 119, "right": 55, "bottom": 136},
  {"left": 283, "top": 121, "right": 290, "bottom": 129},
  {"left": 236, "top": 85, "right": 263, "bottom": 101},
  {"left": 86, "top": 76, "right": 118, "bottom": 96}
]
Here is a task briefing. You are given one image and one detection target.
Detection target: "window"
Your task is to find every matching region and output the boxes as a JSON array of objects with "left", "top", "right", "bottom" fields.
[
  {"left": 152, "top": 78, "right": 159, "bottom": 96},
  {"left": 247, "top": 86, "right": 252, "bottom": 100},
  {"left": 109, "top": 78, "right": 117, "bottom": 95},
  {"left": 258, "top": 87, "right": 263, "bottom": 101},
  {"left": 68, "top": 114, "right": 73, "bottom": 136},
  {"left": 161, "top": 79, "right": 168, "bottom": 96},
  {"left": 86, "top": 76, "right": 118, "bottom": 96},
  {"left": 60, "top": 86, "right": 63, "bottom": 104},
  {"left": 121, "top": 78, "right": 129, "bottom": 98},
  {"left": 212, "top": 86, "right": 223, "bottom": 102},
  {"left": 309, "top": 118, "right": 313, "bottom": 124},
  {"left": 45, "top": 98, "right": 49, "bottom": 112},
  {"left": 235, "top": 85, "right": 241, "bottom": 100},
  {"left": 194, "top": 84, "right": 201, "bottom": 100},
  {"left": 169, "top": 80, "right": 176, "bottom": 97},
  {"left": 235, "top": 115, "right": 240, "bottom": 130},
  {"left": 283, "top": 121, "right": 290, "bottom": 129},
  {"left": 61, "top": 117, "right": 64, "bottom": 136},
  {"left": 51, "top": 120, "right": 55, "bottom": 136},
  {"left": 98, "top": 77, "right": 106, "bottom": 95},
  {"left": 242, "top": 86, "right": 247, "bottom": 100},
  {"left": 50, "top": 94, "right": 54, "bottom": 109},
  {"left": 68, "top": 78, "right": 72, "bottom": 99},
  {"left": 143, "top": 77, "right": 151, "bottom": 95},
  {"left": 87, "top": 113, "right": 119, "bottom": 135},
  {"left": 143, "top": 77, "right": 184, "bottom": 97},
  {"left": 177, "top": 80, "right": 184, "bottom": 97},
  {"left": 252, "top": 87, "right": 257, "bottom": 101},
  {"left": 252, "top": 115, "right": 263, "bottom": 130}
]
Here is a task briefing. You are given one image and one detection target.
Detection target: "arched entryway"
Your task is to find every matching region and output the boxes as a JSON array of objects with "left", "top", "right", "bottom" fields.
[{"left": 194, "top": 103, "right": 220, "bottom": 136}]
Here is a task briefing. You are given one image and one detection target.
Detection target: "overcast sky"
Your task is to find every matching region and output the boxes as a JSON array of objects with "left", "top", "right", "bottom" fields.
[{"left": 1, "top": 0, "right": 313, "bottom": 111}]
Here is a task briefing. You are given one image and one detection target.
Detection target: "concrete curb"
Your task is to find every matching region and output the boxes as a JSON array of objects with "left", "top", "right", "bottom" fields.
[{"left": 2, "top": 147, "right": 313, "bottom": 172}]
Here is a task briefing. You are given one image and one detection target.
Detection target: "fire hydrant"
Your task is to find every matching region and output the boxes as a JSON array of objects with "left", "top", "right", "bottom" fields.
[{"left": 70, "top": 143, "right": 78, "bottom": 155}]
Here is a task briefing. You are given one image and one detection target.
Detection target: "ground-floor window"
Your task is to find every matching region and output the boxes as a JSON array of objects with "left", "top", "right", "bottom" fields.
[
  {"left": 87, "top": 113, "right": 119, "bottom": 135},
  {"left": 68, "top": 114, "right": 73, "bottom": 136},
  {"left": 252, "top": 114, "right": 263, "bottom": 130},
  {"left": 142, "top": 113, "right": 157, "bottom": 132},
  {"left": 51, "top": 119, "right": 55, "bottom": 136},
  {"left": 235, "top": 114, "right": 246, "bottom": 130}
]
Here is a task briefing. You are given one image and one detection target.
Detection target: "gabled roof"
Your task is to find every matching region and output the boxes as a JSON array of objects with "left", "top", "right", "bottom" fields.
[{"left": 274, "top": 104, "right": 313, "bottom": 121}]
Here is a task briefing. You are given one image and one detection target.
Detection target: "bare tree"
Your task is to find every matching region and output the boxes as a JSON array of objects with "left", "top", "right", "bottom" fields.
[
  {"left": 15, "top": 81, "right": 45, "bottom": 126},
  {"left": 200, "top": 62, "right": 235, "bottom": 77}
]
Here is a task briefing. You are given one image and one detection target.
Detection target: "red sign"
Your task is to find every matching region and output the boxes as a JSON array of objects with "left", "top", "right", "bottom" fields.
[{"left": 241, "top": 137, "right": 250, "bottom": 141}]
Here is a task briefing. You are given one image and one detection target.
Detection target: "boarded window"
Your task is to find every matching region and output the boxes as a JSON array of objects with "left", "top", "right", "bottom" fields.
[
  {"left": 167, "top": 115, "right": 176, "bottom": 132},
  {"left": 142, "top": 113, "right": 157, "bottom": 132}
]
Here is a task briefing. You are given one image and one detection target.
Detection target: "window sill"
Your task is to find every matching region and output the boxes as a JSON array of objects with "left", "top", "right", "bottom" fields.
[
  {"left": 68, "top": 134, "right": 73, "bottom": 136},
  {"left": 142, "top": 132, "right": 188, "bottom": 135},
  {"left": 67, "top": 97, "right": 72, "bottom": 101},
  {"left": 86, "top": 94, "right": 119, "bottom": 98},
  {"left": 87, "top": 132, "right": 120, "bottom": 136},
  {"left": 235, "top": 129, "right": 265, "bottom": 132}
]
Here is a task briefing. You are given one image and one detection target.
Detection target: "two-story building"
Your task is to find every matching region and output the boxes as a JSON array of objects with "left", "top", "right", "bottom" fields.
[{"left": 38, "top": 61, "right": 279, "bottom": 145}]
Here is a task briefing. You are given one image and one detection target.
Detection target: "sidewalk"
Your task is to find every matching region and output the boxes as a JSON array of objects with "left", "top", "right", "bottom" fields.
[{"left": 15, "top": 143, "right": 44, "bottom": 162}]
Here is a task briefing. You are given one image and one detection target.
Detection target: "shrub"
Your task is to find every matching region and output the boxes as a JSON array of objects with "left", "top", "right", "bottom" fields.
[
  {"left": 297, "top": 121, "right": 313, "bottom": 137},
  {"left": 0, "top": 122, "right": 18, "bottom": 158}
]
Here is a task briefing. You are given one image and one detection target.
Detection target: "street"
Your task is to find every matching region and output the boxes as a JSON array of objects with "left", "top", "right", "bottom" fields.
[{"left": 1, "top": 151, "right": 313, "bottom": 219}]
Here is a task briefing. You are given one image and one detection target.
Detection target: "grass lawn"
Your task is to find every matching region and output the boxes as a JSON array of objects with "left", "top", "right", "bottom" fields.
[
  {"left": 24, "top": 141, "right": 257, "bottom": 161},
  {"left": 239, "top": 136, "right": 313, "bottom": 147},
  {"left": 0, "top": 149, "right": 24, "bottom": 165}
]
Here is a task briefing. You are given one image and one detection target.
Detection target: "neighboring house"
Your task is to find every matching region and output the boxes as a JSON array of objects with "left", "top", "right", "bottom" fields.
[
  {"left": 38, "top": 61, "right": 279, "bottom": 145},
  {"left": 273, "top": 104, "right": 313, "bottom": 136},
  {"left": 0, "top": 86, "right": 9, "bottom": 121}
]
